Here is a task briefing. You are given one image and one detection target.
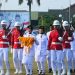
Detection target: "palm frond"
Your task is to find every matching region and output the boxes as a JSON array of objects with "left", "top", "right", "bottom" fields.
[
  {"left": 5, "top": 0, "right": 8, "bottom": 2},
  {"left": 19, "top": 0, "right": 23, "bottom": 5},
  {"left": 27, "top": 0, "right": 32, "bottom": 6},
  {"left": 37, "top": 0, "right": 40, "bottom": 5}
]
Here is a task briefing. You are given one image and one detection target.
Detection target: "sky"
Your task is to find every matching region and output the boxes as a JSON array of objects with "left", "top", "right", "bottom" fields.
[{"left": 1, "top": 0, "right": 75, "bottom": 12}]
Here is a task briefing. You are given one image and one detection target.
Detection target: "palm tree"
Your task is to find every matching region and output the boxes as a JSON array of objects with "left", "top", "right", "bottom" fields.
[
  {"left": 18, "top": 0, "right": 40, "bottom": 25},
  {"left": 5, "top": 0, "right": 40, "bottom": 25}
]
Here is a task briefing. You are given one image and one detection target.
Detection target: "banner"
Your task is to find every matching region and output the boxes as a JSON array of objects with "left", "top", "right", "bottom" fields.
[{"left": 0, "top": 11, "right": 30, "bottom": 28}]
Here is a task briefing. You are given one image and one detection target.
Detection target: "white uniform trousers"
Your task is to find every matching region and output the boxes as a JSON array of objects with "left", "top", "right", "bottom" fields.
[
  {"left": 62, "top": 49, "right": 72, "bottom": 71},
  {"left": 35, "top": 55, "right": 46, "bottom": 74},
  {"left": 51, "top": 50, "right": 63, "bottom": 75},
  {"left": 13, "top": 48, "right": 23, "bottom": 72},
  {"left": 71, "top": 50, "right": 75, "bottom": 69},
  {"left": 0, "top": 48, "right": 10, "bottom": 71},
  {"left": 22, "top": 53, "right": 34, "bottom": 75},
  {"left": 46, "top": 50, "right": 51, "bottom": 69}
]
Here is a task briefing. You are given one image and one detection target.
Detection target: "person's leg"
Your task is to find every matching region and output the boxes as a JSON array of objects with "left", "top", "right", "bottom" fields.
[
  {"left": 24, "top": 64, "right": 30, "bottom": 75},
  {"left": 35, "top": 55, "right": 41, "bottom": 74},
  {"left": 3, "top": 48, "right": 10, "bottom": 75},
  {"left": 73, "top": 50, "right": 75, "bottom": 72},
  {"left": 51, "top": 50, "right": 57, "bottom": 75},
  {"left": 67, "top": 49, "right": 72, "bottom": 75},
  {"left": 56, "top": 50, "right": 63, "bottom": 75},
  {"left": 13, "top": 49, "right": 19, "bottom": 74},
  {"left": 40, "top": 55, "right": 46, "bottom": 75},
  {"left": 61, "top": 50, "right": 66, "bottom": 75},
  {"left": 0, "top": 48, "right": 4, "bottom": 75},
  {"left": 18, "top": 49, "right": 23, "bottom": 74},
  {"left": 37, "top": 61, "right": 41, "bottom": 74},
  {"left": 29, "top": 56, "right": 34, "bottom": 75},
  {"left": 47, "top": 50, "right": 52, "bottom": 73}
]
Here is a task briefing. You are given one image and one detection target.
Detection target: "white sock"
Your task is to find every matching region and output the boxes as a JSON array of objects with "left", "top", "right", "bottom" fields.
[
  {"left": 19, "top": 61, "right": 22, "bottom": 71},
  {"left": 53, "top": 70, "right": 56, "bottom": 75},
  {"left": 29, "top": 64, "right": 32, "bottom": 74},
  {"left": 24, "top": 64, "right": 29, "bottom": 75},
  {"left": 37, "top": 62, "right": 41, "bottom": 73},
  {"left": 41, "top": 62, "right": 45, "bottom": 74},
  {"left": 47, "top": 57, "right": 51, "bottom": 69}
]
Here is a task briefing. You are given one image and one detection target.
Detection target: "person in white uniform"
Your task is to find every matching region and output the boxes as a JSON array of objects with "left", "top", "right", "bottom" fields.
[
  {"left": 35, "top": 26, "right": 48, "bottom": 75},
  {"left": 70, "top": 27, "right": 75, "bottom": 72},
  {"left": 48, "top": 20, "right": 63, "bottom": 75},
  {"left": 0, "top": 20, "right": 10, "bottom": 75},
  {"left": 22, "top": 26, "right": 38, "bottom": 75},
  {"left": 61, "top": 21, "right": 73, "bottom": 75},
  {"left": 11, "top": 22, "right": 23, "bottom": 74},
  {"left": 46, "top": 26, "right": 53, "bottom": 73}
]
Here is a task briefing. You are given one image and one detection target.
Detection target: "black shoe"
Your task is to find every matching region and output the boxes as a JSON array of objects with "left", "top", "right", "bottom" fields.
[
  {"left": 74, "top": 69, "right": 75, "bottom": 72},
  {"left": 41, "top": 73, "right": 45, "bottom": 75},
  {"left": 38, "top": 74, "right": 41, "bottom": 75},
  {"left": 70, "top": 69, "right": 73, "bottom": 73},
  {"left": 38, "top": 71, "right": 42, "bottom": 75},
  {"left": 38, "top": 72, "right": 41, "bottom": 75},
  {"left": 49, "top": 68, "right": 52, "bottom": 73}
]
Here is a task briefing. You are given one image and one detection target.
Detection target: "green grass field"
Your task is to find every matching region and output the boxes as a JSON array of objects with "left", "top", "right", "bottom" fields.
[{"left": 3, "top": 52, "right": 75, "bottom": 75}]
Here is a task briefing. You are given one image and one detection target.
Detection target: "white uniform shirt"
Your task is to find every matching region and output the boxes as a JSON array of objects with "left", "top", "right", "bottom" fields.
[
  {"left": 46, "top": 31, "right": 51, "bottom": 40},
  {"left": 71, "top": 31, "right": 75, "bottom": 50},
  {"left": 35, "top": 34, "right": 48, "bottom": 56}
]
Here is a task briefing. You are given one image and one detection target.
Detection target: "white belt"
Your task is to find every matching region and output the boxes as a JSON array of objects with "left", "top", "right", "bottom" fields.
[
  {"left": 52, "top": 42, "right": 61, "bottom": 44},
  {"left": 14, "top": 42, "right": 21, "bottom": 44},
  {"left": 0, "top": 42, "right": 9, "bottom": 44},
  {"left": 65, "top": 41, "right": 69, "bottom": 43}
]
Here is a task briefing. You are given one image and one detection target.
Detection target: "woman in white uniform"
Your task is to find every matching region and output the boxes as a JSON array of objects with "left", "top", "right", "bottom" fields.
[
  {"left": 22, "top": 26, "right": 38, "bottom": 75},
  {"left": 35, "top": 26, "right": 48, "bottom": 75}
]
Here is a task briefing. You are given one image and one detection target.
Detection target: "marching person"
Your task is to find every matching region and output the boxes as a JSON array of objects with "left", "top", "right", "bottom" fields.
[
  {"left": 0, "top": 20, "right": 10, "bottom": 75},
  {"left": 61, "top": 21, "right": 73, "bottom": 75},
  {"left": 22, "top": 26, "right": 38, "bottom": 75},
  {"left": 11, "top": 22, "right": 23, "bottom": 74},
  {"left": 46, "top": 26, "right": 53, "bottom": 73},
  {"left": 35, "top": 26, "right": 48, "bottom": 75},
  {"left": 70, "top": 27, "right": 75, "bottom": 72},
  {"left": 48, "top": 20, "right": 63, "bottom": 75}
]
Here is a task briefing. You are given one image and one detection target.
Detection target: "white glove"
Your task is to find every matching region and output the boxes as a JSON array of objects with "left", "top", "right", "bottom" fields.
[
  {"left": 2, "top": 35, "right": 7, "bottom": 39},
  {"left": 68, "top": 37, "right": 72, "bottom": 40},
  {"left": 58, "top": 37, "right": 63, "bottom": 42},
  {"left": 11, "top": 48, "right": 13, "bottom": 53}
]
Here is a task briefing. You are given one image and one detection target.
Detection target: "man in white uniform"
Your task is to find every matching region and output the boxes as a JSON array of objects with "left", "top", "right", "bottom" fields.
[
  {"left": 0, "top": 20, "right": 10, "bottom": 75},
  {"left": 46, "top": 26, "right": 53, "bottom": 73},
  {"left": 48, "top": 20, "right": 63, "bottom": 75},
  {"left": 70, "top": 27, "right": 75, "bottom": 72},
  {"left": 11, "top": 22, "right": 23, "bottom": 74},
  {"left": 35, "top": 26, "right": 48, "bottom": 75}
]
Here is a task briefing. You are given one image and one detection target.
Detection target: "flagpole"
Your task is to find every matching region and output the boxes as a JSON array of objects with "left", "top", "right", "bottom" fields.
[{"left": 0, "top": 0, "right": 2, "bottom": 10}]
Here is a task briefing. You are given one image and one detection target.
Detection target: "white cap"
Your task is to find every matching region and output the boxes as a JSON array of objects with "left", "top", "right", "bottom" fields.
[
  {"left": 14, "top": 22, "right": 20, "bottom": 27},
  {"left": 53, "top": 20, "right": 60, "bottom": 26},
  {"left": 62, "top": 21, "right": 69, "bottom": 27},
  {"left": 1, "top": 20, "right": 8, "bottom": 25}
]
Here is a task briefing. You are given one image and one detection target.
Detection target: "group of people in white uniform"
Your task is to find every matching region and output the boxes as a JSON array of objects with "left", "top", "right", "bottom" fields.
[{"left": 0, "top": 19, "right": 75, "bottom": 75}]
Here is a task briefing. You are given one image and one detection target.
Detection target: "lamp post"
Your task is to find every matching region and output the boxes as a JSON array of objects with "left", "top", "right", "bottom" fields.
[
  {"left": 0, "top": 0, "right": 2, "bottom": 10},
  {"left": 27, "top": 0, "right": 40, "bottom": 26},
  {"left": 69, "top": 0, "right": 71, "bottom": 24},
  {"left": 59, "top": 14, "right": 63, "bottom": 24},
  {"left": 72, "top": 14, "right": 75, "bottom": 25},
  {"left": 27, "top": 0, "right": 32, "bottom": 25}
]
